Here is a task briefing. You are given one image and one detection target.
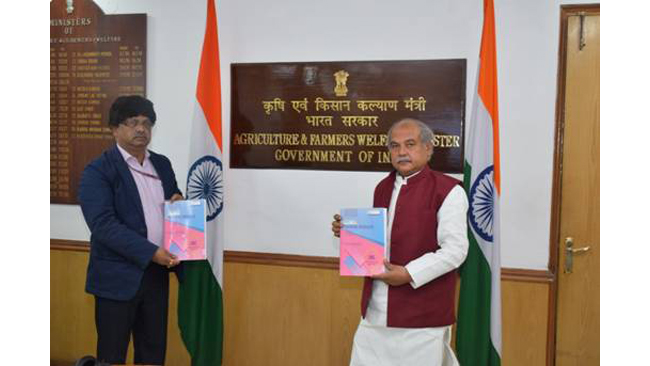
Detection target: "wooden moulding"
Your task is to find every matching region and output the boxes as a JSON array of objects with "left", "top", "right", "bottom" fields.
[{"left": 51, "top": 239, "right": 554, "bottom": 282}]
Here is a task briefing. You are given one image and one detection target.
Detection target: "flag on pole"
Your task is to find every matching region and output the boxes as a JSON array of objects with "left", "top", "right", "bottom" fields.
[
  {"left": 178, "top": 0, "right": 224, "bottom": 365},
  {"left": 455, "top": 0, "right": 502, "bottom": 365}
]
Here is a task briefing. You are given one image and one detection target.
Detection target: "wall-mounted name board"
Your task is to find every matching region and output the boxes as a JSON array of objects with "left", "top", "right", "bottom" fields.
[
  {"left": 50, "top": 0, "right": 146, "bottom": 204},
  {"left": 230, "top": 59, "right": 466, "bottom": 173}
]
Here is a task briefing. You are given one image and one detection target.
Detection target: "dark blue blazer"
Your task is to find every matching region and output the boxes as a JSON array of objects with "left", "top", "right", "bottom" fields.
[{"left": 78, "top": 145, "right": 182, "bottom": 301}]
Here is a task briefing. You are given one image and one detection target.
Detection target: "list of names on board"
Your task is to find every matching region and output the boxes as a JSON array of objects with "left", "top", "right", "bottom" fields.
[{"left": 50, "top": 0, "right": 146, "bottom": 204}]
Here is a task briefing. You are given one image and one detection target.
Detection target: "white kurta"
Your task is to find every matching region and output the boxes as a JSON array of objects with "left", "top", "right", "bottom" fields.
[{"left": 350, "top": 171, "right": 469, "bottom": 366}]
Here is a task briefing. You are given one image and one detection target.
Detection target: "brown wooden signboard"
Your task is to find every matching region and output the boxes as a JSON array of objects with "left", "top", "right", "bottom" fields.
[
  {"left": 231, "top": 60, "right": 465, "bottom": 173},
  {"left": 50, "top": 0, "right": 146, "bottom": 204}
]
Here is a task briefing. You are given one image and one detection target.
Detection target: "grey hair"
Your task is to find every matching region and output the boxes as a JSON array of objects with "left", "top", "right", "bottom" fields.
[{"left": 386, "top": 118, "right": 434, "bottom": 147}]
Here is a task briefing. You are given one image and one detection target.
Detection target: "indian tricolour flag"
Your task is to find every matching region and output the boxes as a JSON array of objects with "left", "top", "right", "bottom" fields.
[
  {"left": 455, "top": 0, "right": 502, "bottom": 365},
  {"left": 178, "top": 0, "right": 224, "bottom": 365}
]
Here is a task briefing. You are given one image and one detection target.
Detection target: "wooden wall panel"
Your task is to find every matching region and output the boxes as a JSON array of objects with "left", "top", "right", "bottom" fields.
[
  {"left": 223, "top": 262, "right": 362, "bottom": 366},
  {"left": 50, "top": 250, "right": 96, "bottom": 363},
  {"left": 51, "top": 245, "right": 550, "bottom": 366},
  {"left": 50, "top": 250, "right": 191, "bottom": 365},
  {"left": 502, "top": 281, "right": 550, "bottom": 366}
]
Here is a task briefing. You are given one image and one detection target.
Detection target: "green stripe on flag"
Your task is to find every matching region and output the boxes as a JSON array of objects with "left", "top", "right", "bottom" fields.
[
  {"left": 457, "top": 161, "right": 500, "bottom": 366},
  {"left": 178, "top": 260, "right": 223, "bottom": 366},
  {"left": 457, "top": 229, "right": 500, "bottom": 365}
]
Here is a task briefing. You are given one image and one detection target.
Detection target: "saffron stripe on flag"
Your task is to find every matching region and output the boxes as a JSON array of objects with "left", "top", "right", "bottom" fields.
[{"left": 196, "top": 0, "right": 222, "bottom": 150}]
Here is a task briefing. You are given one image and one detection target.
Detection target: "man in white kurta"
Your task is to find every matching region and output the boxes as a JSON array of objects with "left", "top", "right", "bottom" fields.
[{"left": 333, "top": 118, "right": 469, "bottom": 366}]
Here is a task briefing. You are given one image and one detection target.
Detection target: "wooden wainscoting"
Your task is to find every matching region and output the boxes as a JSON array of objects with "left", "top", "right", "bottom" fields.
[
  {"left": 501, "top": 279, "right": 550, "bottom": 365},
  {"left": 223, "top": 261, "right": 362, "bottom": 366},
  {"left": 50, "top": 245, "right": 191, "bottom": 365},
  {"left": 51, "top": 240, "right": 553, "bottom": 366},
  {"left": 50, "top": 249, "right": 97, "bottom": 364}
]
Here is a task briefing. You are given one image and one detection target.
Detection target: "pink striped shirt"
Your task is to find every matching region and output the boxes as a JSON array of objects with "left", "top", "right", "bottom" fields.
[{"left": 116, "top": 144, "right": 165, "bottom": 247}]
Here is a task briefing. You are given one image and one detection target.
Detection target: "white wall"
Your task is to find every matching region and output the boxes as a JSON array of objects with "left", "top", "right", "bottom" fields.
[{"left": 50, "top": 0, "right": 599, "bottom": 270}]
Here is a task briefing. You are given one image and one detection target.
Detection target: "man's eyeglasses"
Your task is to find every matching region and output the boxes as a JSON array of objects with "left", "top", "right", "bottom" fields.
[{"left": 121, "top": 118, "right": 154, "bottom": 129}]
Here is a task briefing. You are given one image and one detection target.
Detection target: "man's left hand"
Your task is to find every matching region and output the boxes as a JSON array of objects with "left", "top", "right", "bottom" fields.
[
  {"left": 170, "top": 193, "right": 183, "bottom": 203},
  {"left": 371, "top": 259, "right": 413, "bottom": 286}
]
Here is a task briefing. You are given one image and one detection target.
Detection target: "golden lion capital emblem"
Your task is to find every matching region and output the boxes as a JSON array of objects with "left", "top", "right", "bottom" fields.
[{"left": 334, "top": 70, "right": 349, "bottom": 97}]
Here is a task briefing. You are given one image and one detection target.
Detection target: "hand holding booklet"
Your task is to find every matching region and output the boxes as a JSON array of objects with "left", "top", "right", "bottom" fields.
[
  {"left": 339, "top": 208, "right": 387, "bottom": 276},
  {"left": 163, "top": 199, "right": 207, "bottom": 261}
]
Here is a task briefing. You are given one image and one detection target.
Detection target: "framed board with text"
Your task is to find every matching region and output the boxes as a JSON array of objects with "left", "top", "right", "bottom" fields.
[
  {"left": 231, "top": 59, "right": 466, "bottom": 173},
  {"left": 50, "top": 0, "right": 146, "bottom": 204}
]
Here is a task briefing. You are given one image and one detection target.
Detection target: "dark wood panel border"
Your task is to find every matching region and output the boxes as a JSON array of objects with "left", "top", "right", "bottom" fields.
[
  {"left": 501, "top": 268, "right": 554, "bottom": 283},
  {"left": 51, "top": 239, "right": 91, "bottom": 252},
  {"left": 51, "top": 239, "right": 554, "bottom": 282}
]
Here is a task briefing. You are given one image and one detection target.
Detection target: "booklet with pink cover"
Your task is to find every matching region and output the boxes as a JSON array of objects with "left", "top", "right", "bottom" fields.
[
  {"left": 163, "top": 199, "right": 206, "bottom": 261},
  {"left": 339, "top": 208, "right": 387, "bottom": 276}
]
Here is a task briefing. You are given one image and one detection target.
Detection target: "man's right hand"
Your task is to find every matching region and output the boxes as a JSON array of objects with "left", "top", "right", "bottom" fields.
[
  {"left": 152, "top": 247, "right": 180, "bottom": 268},
  {"left": 331, "top": 214, "right": 342, "bottom": 237}
]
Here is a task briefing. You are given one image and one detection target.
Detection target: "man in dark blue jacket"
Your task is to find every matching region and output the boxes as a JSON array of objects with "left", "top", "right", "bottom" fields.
[{"left": 78, "top": 95, "right": 183, "bottom": 365}]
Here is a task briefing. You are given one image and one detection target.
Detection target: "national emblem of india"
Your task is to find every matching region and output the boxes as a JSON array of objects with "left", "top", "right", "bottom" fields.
[{"left": 334, "top": 70, "right": 349, "bottom": 97}]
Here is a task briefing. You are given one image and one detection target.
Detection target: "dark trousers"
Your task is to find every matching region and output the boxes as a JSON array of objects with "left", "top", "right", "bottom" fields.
[{"left": 95, "top": 263, "right": 170, "bottom": 365}]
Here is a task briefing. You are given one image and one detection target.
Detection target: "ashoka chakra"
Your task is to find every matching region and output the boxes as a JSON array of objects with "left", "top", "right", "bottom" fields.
[
  {"left": 186, "top": 155, "right": 223, "bottom": 221},
  {"left": 469, "top": 165, "right": 495, "bottom": 242}
]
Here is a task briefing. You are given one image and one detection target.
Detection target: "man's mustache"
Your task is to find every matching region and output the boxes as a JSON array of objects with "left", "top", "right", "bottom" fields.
[{"left": 396, "top": 157, "right": 411, "bottom": 163}]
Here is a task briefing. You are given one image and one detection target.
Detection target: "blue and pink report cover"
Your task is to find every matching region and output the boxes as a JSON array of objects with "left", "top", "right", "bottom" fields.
[
  {"left": 163, "top": 199, "right": 207, "bottom": 261},
  {"left": 339, "top": 208, "right": 387, "bottom": 276}
]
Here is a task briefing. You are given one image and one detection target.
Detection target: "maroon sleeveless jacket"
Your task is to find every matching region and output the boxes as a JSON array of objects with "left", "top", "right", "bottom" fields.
[{"left": 361, "top": 166, "right": 461, "bottom": 328}]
